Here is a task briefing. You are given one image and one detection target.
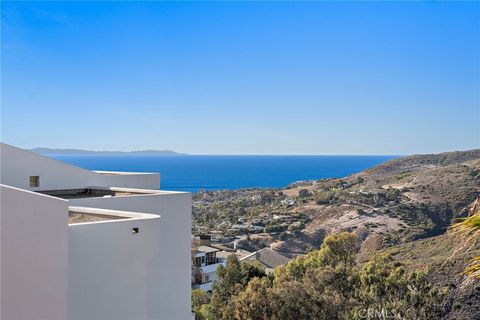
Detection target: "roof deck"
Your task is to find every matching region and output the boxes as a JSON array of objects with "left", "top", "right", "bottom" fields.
[
  {"left": 39, "top": 187, "right": 165, "bottom": 200},
  {"left": 196, "top": 245, "right": 220, "bottom": 254}
]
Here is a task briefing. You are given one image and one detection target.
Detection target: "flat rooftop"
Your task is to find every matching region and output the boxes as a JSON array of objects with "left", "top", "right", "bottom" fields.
[
  {"left": 39, "top": 188, "right": 159, "bottom": 199},
  {"left": 196, "top": 245, "right": 220, "bottom": 254}
]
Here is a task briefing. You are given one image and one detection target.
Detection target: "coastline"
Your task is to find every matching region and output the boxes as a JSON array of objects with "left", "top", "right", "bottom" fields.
[{"left": 46, "top": 154, "right": 398, "bottom": 192}]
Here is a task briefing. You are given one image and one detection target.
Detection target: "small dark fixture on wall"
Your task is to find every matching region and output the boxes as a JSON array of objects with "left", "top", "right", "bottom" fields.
[
  {"left": 132, "top": 227, "right": 139, "bottom": 234},
  {"left": 29, "top": 176, "right": 40, "bottom": 187}
]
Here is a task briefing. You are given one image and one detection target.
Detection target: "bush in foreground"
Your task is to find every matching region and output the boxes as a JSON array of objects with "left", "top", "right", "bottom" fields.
[{"left": 193, "top": 232, "right": 445, "bottom": 320}]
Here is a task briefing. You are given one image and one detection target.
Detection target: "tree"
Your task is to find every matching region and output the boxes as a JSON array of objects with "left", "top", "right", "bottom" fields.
[
  {"left": 314, "top": 190, "right": 335, "bottom": 205},
  {"left": 199, "top": 255, "right": 267, "bottom": 319},
  {"left": 196, "top": 231, "right": 445, "bottom": 320},
  {"left": 314, "top": 231, "right": 357, "bottom": 274},
  {"left": 231, "top": 277, "right": 272, "bottom": 320},
  {"left": 232, "top": 278, "right": 318, "bottom": 320},
  {"left": 192, "top": 238, "right": 202, "bottom": 286},
  {"left": 269, "top": 280, "right": 317, "bottom": 320},
  {"left": 205, "top": 255, "right": 243, "bottom": 319},
  {"left": 274, "top": 232, "right": 357, "bottom": 283},
  {"left": 191, "top": 289, "right": 210, "bottom": 319},
  {"left": 298, "top": 189, "right": 311, "bottom": 198},
  {"left": 274, "top": 255, "right": 307, "bottom": 283},
  {"left": 192, "top": 288, "right": 209, "bottom": 307},
  {"left": 240, "top": 260, "right": 267, "bottom": 287},
  {"left": 302, "top": 232, "right": 358, "bottom": 318},
  {"left": 303, "top": 266, "right": 356, "bottom": 319},
  {"left": 352, "top": 253, "right": 445, "bottom": 320}
]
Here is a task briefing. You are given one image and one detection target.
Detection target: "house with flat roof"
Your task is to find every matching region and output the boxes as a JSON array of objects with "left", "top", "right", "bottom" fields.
[
  {"left": 192, "top": 245, "right": 227, "bottom": 292},
  {"left": 0, "top": 143, "right": 192, "bottom": 320}
]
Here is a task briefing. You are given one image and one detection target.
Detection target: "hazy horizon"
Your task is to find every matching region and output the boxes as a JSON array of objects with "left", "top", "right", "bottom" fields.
[{"left": 24, "top": 144, "right": 480, "bottom": 157}]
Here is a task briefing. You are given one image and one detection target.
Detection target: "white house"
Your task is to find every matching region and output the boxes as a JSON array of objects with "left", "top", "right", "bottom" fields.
[
  {"left": 192, "top": 245, "right": 226, "bottom": 292},
  {"left": 0, "top": 143, "right": 192, "bottom": 320}
]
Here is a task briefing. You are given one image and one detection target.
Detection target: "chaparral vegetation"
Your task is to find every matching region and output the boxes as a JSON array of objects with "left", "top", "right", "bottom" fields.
[{"left": 192, "top": 151, "right": 480, "bottom": 319}]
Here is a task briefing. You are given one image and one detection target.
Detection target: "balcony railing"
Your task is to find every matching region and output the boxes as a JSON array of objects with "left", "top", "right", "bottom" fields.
[{"left": 200, "top": 260, "right": 226, "bottom": 274}]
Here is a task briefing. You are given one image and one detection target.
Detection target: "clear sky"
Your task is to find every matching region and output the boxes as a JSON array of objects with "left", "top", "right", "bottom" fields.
[{"left": 1, "top": 1, "right": 479, "bottom": 155}]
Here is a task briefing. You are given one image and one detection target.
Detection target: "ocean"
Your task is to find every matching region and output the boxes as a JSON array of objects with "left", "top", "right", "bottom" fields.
[{"left": 49, "top": 155, "right": 398, "bottom": 192}]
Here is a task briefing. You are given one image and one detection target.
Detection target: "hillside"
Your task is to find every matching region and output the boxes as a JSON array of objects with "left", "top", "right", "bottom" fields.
[
  {"left": 192, "top": 149, "right": 480, "bottom": 319},
  {"left": 379, "top": 233, "right": 480, "bottom": 319},
  {"left": 193, "top": 149, "right": 479, "bottom": 254}
]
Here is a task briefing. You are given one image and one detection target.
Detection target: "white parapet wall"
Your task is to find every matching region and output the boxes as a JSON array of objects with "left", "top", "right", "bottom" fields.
[
  {"left": 0, "top": 143, "right": 160, "bottom": 191},
  {"left": 0, "top": 143, "right": 193, "bottom": 320},
  {"left": 68, "top": 191, "right": 192, "bottom": 320},
  {"left": 0, "top": 185, "right": 69, "bottom": 320},
  {"left": 68, "top": 207, "right": 162, "bottom": 320}
]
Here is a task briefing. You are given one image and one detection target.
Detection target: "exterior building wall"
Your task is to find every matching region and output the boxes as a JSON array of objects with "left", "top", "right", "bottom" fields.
[
  {"left": 198, "top": 261, "right": 225, "bottom": 291},
  {"left": 197, "top": 281, "right": 214, "bottom": 292},
  {"left": 0, "top": 143, "right": 160, "bottom": 191},
  {"left": 69, "top": 192, "right": 192, "bottom": 320},
  {"left": 68, "top": 213, "right": 162, "bottom": 320},
  {"left": 0, "top": 185, "right": 69, "bottom": 320},
  {"left": 1, "top": 143, "right": 192, "bottom": 320}
]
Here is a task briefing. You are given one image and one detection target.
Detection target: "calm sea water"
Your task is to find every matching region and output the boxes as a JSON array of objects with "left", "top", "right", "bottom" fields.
[{"left": 49, "top": 155, "right": 398, "bottom": 192}]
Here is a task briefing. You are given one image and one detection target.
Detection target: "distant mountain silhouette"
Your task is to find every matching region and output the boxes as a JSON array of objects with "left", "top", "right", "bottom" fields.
[{"left": 30, "top": 147, "right": 187, "bottom": 156}]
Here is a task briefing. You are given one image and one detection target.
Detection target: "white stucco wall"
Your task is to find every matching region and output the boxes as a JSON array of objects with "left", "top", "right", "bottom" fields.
[
  {"left": 69, "top": 192, "right": 192, "bottom": 320},
  {"left": 0, "top": 143, "right": 160, "bottom": 191},
  {"left": 68, "top": 212, "right": 162, "bottom": 320},
  {"left": 1, "top": 143, "right": 192, "bottom": 320},
  {"left": 0, "top": 185, "right": 69, "bottom": 320}
]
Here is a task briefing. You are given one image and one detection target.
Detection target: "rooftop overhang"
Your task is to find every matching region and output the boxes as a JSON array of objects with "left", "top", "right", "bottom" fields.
[{"left": 94, "top": 170, "right": 158, "bottom": 176}]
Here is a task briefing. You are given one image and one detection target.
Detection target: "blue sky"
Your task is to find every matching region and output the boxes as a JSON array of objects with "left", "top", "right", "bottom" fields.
[{"left": 1, "top": 1, "right": 479, "bottom": 155}]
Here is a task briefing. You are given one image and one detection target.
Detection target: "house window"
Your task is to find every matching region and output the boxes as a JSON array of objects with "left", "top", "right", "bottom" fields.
[
  {"left": 206, "top": 252, "right": 217, "bottom": 265},
  {"left": 202, "top": 274, "right": 209, "bottom": 284},
  {"left": 193, "top": 257, "right": 202, "bottom": 267},
  {"left": 29, "top": 176, "right": 40, "bottom": 187},
  {"left": 132, "top": 227, "right": 139, "bottom": 234}
]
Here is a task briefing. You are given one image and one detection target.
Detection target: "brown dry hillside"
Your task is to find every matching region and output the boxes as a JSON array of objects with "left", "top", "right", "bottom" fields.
[
  {"left": 274, "top": 150, "right": 480, "bottom": 253},
  {"left": 379, "top": 233, "right": 480, "bottom": 320},
  {"left": 192, "top": 150, "right": 480, "bottom": 319},
  {"left": 193, "top": 149, "right": 480, "bottom": 253}
]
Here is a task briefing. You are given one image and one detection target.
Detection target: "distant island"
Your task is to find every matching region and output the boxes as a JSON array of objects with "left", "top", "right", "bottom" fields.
[{"left": 30, "top": 147, "right": 187, "bottom": 156}]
